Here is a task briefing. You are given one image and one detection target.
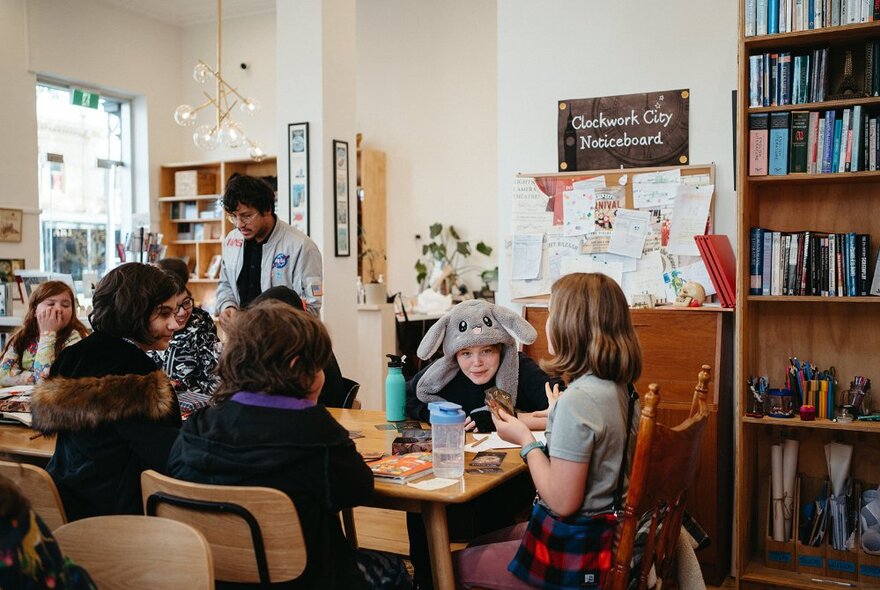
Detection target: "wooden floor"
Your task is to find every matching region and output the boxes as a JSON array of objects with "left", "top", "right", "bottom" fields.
[{"left": 353, "top": 506, "right": 736, "bottom": 589}]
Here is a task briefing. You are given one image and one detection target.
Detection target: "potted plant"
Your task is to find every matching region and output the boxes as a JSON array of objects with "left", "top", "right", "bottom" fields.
[
  {"left": 414, "top": 223, "right": 493, "bottom": 295},
  {"left": 358, "top": 226, "right": 387, "bottom": 304}
]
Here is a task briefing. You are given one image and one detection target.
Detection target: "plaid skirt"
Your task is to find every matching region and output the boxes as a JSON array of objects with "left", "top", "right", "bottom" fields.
[{"left": 508, "top": 501, "right": 618, "bottom": 590}]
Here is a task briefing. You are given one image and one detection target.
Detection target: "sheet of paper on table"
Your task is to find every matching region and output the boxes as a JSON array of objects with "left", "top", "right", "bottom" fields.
[{"left": 464, "top": 431, "right": 547, "bottom": 452}]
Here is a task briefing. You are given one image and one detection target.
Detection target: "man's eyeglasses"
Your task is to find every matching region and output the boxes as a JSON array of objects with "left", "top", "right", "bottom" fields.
[
  {"left": 226, "top": 211, "right": 258, "bottom": 225},
  {"left": 174, "top": 297, "right": 194, "bottom": 314}
]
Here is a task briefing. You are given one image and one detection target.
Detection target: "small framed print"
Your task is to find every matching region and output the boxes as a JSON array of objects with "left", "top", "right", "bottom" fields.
[
  {"left": 333, "top": 140, "right": 350, "bottom": 257},
  {"left": 0, "top": 208, "right": 23, "bottom": 243},
  {"left": 287, "top": 122, "right": 310, "bottom": 235}
]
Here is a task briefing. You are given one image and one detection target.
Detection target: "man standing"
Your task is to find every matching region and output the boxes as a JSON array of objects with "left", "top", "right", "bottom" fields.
[{"left": 216, "top": 175, "right": 323, "bottom": 329}]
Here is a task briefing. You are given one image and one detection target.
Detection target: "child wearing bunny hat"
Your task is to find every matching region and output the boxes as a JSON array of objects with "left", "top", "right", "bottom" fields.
[{"left": 405, "top": 300, "right": 560, "bottom": 434}]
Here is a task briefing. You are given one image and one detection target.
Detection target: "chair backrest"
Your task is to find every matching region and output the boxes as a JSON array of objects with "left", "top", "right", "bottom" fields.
[
  {"left": 53, "top": 515, "right": 213, "bottom": 590},
  {"left": 0, "top": 459, "right": 66, "bottom": 530},
  {"left": 341, "top": 377, "right": 360, "bottom": 409},
  {"left": 608, "top": 364, "right": 712, "bottom": 590},
  {"left": 141, "top": 469, "right": 307, "bottom": 584}
]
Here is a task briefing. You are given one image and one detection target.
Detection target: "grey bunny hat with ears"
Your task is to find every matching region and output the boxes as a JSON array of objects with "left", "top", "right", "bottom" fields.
[{"left": 415, "top": 300, "right": 537, "bottom": 407}]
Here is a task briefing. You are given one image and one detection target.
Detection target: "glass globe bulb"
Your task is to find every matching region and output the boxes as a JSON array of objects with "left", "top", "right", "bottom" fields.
[
  {"left": 248, "top": 141, "right": 266, "bottom": 162},
  {"left": 192, "top": 63, "right": 213, "bottom": 84},
  {"left": 220, "top": 120, "right": 246, "bottom": 148},
  {"left": 193, "top": 124, "right": 219, "bottom": 151},
  {"left": 239, "top": 97, "right": 260, "bottom": 116},
  {"left": 173, "top": 104, "right": 198, "bottom": 127}
]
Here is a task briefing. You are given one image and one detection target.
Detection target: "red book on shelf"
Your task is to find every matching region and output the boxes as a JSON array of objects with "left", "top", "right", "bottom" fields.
[
  {"left": 695, "top": 235, "right": 737, "bottom": 307},
  {"left": 695, "top": 238, "right": 730, "bottom": 306}
]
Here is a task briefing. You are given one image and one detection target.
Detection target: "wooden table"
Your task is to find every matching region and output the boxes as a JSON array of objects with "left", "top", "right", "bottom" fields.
[
  {"left": 0, "top": 409, "right": 527, "bottom": 590},
  {"left": 329, "top": 408, "right": 527, "bottom": 590}
]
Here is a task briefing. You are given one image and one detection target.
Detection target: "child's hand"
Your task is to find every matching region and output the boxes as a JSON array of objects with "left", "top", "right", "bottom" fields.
[
  {"left": 464, "top": 416, "right": 476, "bottom": 431},
  {"left": 491, "top": 408, "right": 532, "bottom": 447},
  {"left": 545, "top": 382, "right": 562, "bottom": 410},
  {"left": 36, "top": 307, "right": 66, "bottom": 334}
]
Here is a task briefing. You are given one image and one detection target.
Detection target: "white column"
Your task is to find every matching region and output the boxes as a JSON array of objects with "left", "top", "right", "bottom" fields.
[{"left": 276, "top": 0, "right": 359, "bottom": 377}]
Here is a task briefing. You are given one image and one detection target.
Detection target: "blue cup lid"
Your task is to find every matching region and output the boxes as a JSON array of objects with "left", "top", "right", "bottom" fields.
[{"left": 429, "top": 401, "right": 465, "bottom": 425}]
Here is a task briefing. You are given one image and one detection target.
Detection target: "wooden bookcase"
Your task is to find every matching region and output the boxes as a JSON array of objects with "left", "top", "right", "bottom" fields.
[
  {"left": 736, "top": 11, "right": 880, "bottom": 590},
  {"left": 157, "top": 156, "right": 276, "bottom": 309}
]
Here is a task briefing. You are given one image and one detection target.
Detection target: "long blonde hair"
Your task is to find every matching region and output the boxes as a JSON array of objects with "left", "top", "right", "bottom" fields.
[
  {"left": 1, "top": 281, "right": 89, "bottom": 359},
  {"left": 540, "top": 273, "right": 641, "bottom": 385}
]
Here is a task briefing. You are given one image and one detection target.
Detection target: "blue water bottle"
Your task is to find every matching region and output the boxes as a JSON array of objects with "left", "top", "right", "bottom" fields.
[{"left": 385, "top": 354, "right": 406, "bottom": 422}]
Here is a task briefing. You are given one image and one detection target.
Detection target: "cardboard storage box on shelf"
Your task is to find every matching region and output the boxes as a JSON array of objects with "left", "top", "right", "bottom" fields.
[
  {"left": 859, "top": 481, "right": 880, "bottom": 584},
  {"left": 795, "top": 475, "right": 826, "bottom": 576},
  {"left": 825, "top": 480, "right": 859, "bottom": 582},
  {"left": 765, "top": 474, "right": 796, "bottom": 572},
  {"left": 174, "top": 170, "right": 216, "bottom": 196}
]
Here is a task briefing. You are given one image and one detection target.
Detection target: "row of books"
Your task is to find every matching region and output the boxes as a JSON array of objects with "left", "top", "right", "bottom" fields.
[
  {"left": 744, "top": 0, "right": 879, "bottom": 36},
  {"left": 749, "top": 228, "right": 873, "bottom": 296},
  {"left": 748, "top": 48, "right": 830, "bottom": 107},
  {"left": 748, "top": 107, "right": 880, "bottom": 175}
]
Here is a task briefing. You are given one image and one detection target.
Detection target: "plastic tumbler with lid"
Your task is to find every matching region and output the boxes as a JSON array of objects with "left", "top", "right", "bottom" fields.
[{"left": 429, "top": 401, "right": 466, "bottom": 479}]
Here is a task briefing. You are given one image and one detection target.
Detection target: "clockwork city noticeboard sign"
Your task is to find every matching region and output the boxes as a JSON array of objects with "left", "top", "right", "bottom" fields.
[{"left": 558, "top": 89, "right": 690, "bottom": 172}]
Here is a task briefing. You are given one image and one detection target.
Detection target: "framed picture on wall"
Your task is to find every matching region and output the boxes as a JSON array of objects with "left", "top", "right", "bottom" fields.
[
  {"left": 287, "top": 122, "right": 310, "bottom": 235},
  {"left": 0, "top": 208, "right": 23, "bottom": 243},
  {"left": 333, "top": 140, "right": 350, "bottom": 257}
]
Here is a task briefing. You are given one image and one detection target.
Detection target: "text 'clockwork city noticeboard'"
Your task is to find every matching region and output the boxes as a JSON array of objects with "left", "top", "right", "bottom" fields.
[{"left": 558, "top": 89, "right": 690, "bottom": 172}]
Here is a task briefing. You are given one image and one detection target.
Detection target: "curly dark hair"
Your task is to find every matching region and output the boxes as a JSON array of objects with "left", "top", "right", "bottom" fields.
[
  {"left": 213, "top": 300, "right": 331, "bottom": 403},
  {"left": 89, "top": 263, "right": 179, "bottom": 345},
  {"left": 223, "top": 174, "right": 275, "bottom": 215},
  {"left": 155, "top": 257, "right": 190, "bottom": 290}
]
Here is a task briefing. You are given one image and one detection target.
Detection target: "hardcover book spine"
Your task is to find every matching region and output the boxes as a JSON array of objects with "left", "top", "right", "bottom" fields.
[
  {"left": 852, "top": 105, "right": 863, "bottom": 171},
  {"left": 790, "top": 110, "right": 810, "bottom": 172},
  {"left": 808, "top": 111, "right": 820, "bottom": 173},
  {"left": 750, "top": 228, "right": 764, "bottom": 295},
  {"left": 831, "top": 118, "right": 842, "bottom": 173},
  {"left": 769, "top": 0, "right": 780, "bottom": 32},
  {"left": 762, "top": 230, "right": 774, "bottom": 296},
  {"left": 749, "top": 56, "right": 763, "bottom": 107},
  {"left": 769, "top": 111, "right": 791, "bottom": 175},
  {"left": 758, "top": 0, "right": 769, "bottom": 35},
  {"left": 750, "top": 113, "right": 771, "bottom": 176},
  {"left": 747, "top": 0, "right": 758, "bottom": 35},
  {"left": 772, "top": 231, "right": 783, "bottom": 296},
  {"left": 822, "top": 111, "right": 836, "bottom": 173}
]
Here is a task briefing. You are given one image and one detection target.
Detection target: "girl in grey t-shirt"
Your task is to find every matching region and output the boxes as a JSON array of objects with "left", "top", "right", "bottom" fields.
[{"left": 453, "top": 272, "right": 643, "bottom": 590}]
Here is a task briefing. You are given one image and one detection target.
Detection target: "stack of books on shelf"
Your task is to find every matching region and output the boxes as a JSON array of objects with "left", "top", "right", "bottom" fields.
[
  {"left": 749, "top": 228, "right": 873, "bottom": 296},
  {"left": 745, "top": 0, "right": 879, "bottom": 36},
  {"left": 748, "top": 49, "right": 831, "bottom": 107},
  {"left": 748, "top": 107, "right": 880, "bottom": 175}
]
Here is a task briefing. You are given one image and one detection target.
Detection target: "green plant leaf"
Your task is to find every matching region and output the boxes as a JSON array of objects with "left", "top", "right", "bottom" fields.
[
  {"left": 429, "top": 223, "right": 443, "bottom": 238},
  {"left": 449, "top": 225, "right": 461, "bottom": 240},
  {"left": 476, "top": 241, "right": 493, "bottom": 256},
  {"left": 422, "top": 244, "right": 429, "bottom": 256},
  {"left": 415, "top": 261, "right": 427, "bottom": 285},
  {"left": 456, "top": 241, "right": 471, "bottom": 256}
]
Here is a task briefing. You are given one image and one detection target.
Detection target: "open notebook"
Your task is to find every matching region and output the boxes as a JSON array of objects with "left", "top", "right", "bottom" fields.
[{"left": 0, "top": 385, "right": 34, "bottom": 427}]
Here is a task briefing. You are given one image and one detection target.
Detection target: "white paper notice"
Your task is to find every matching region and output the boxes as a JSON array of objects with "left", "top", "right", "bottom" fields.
[
  {"left": 608, "top": 209, "right": 651, "bottom": 259},
  {"left": 676, "top": 259, "right": 717, "bottom": 296},
  {"left": 506, "top": 237, "right": 551, "bottom": 299},
  {"left": 511, "top": 234, "right": 544, "bottom": 280},
  {"left": 621, "top": 250, "right": 668, "bottom": 304},
  {"left": 632, "top": 181, "right": 680, "bottom": 210},
  {"left": 632, "top": 168, "right": 681, "bottom": 185},
  {"left": 571, "top": 176, "right": 606, "bottom": 191},
  {"left": 512, "top": 177, "right": 554, "bottom": 233},
  {"left": 667, "top": 185, "right": 714, "bottom": 256},
  {"left": 562, "top": 188, "right": 596, "bottom": 236},
  {"left": 547, "top": 233, "right": 582, "bottom": 283}
]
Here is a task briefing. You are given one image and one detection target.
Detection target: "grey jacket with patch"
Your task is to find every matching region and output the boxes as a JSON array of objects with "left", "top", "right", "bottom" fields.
[{"left": 215, "top": 216, "right": 323, "bottom": 315}]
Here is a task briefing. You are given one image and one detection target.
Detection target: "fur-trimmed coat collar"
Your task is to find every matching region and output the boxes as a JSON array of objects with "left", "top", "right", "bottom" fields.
[{"left": 32, "top": 371, "right": 177, "bottom": 433}]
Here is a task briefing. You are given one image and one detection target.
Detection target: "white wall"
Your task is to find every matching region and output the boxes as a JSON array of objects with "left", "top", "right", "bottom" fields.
[
  {"left": 496, "top": 0, "right": 738, "bottom": 308},
  {"left": 356, "top": 0, "right": 499, "bottom": 297},
  {"left": 179, "top": 12, "right": 277, "bottom": 163}
]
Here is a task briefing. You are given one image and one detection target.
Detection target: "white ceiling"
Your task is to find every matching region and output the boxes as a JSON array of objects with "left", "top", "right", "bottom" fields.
[{"left": 99, "top": 0, "right": 275, "bottom": 27}]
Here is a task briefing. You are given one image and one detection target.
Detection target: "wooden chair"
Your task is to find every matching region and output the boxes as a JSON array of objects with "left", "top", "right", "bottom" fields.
[
  {"left": 341, "top": 377, "right": 361, "bottom": 409},
  {"left": 141, "top": 469, "right": 307, "bottom": 585},
  {"left": 607, "top": 364, "right": 712, "bottom": 590},
  {"left": 0, "top": 459, "right": 66, "bottom": 530},
  {"left": 53, "top": 515, "right": 213, "bottom": 589}
]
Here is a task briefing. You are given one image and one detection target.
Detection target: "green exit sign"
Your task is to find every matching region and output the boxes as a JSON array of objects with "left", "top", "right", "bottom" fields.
[{"left": 71, "top": 88, "right": 100, "bottom": 109}]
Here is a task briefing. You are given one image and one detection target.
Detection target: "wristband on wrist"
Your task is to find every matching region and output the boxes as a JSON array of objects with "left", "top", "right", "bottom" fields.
[{"left": 520, "top": 440, "right": 546, "bottom": 464}]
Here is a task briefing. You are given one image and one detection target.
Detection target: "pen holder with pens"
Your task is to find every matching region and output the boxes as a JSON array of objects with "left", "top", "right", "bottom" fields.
[{"left": 768, "top": 389, "right": 795, "bottom": 418}]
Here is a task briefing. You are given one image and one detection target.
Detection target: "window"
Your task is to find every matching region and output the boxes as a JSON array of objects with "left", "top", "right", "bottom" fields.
[{"left": 35, "top": 81, "right": 132, "bottom": 281}]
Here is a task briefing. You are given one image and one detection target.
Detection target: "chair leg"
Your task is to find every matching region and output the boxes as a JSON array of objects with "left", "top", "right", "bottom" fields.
[{"left": 342, "top": 507, "right": 359, "bottom": 549}]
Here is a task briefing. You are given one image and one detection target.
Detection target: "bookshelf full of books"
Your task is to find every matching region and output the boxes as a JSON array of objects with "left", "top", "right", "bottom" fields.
[
  {"left": 158, "top": 156, "right": 276, "bottom": 311},
  {"left": 738, "top": 4, "right": 880, "bottom": 590}
]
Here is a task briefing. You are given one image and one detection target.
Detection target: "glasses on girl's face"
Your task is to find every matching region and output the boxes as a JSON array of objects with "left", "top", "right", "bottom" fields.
[{"left": 174, "top": 297, "right": 194, "bottom": 315}]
